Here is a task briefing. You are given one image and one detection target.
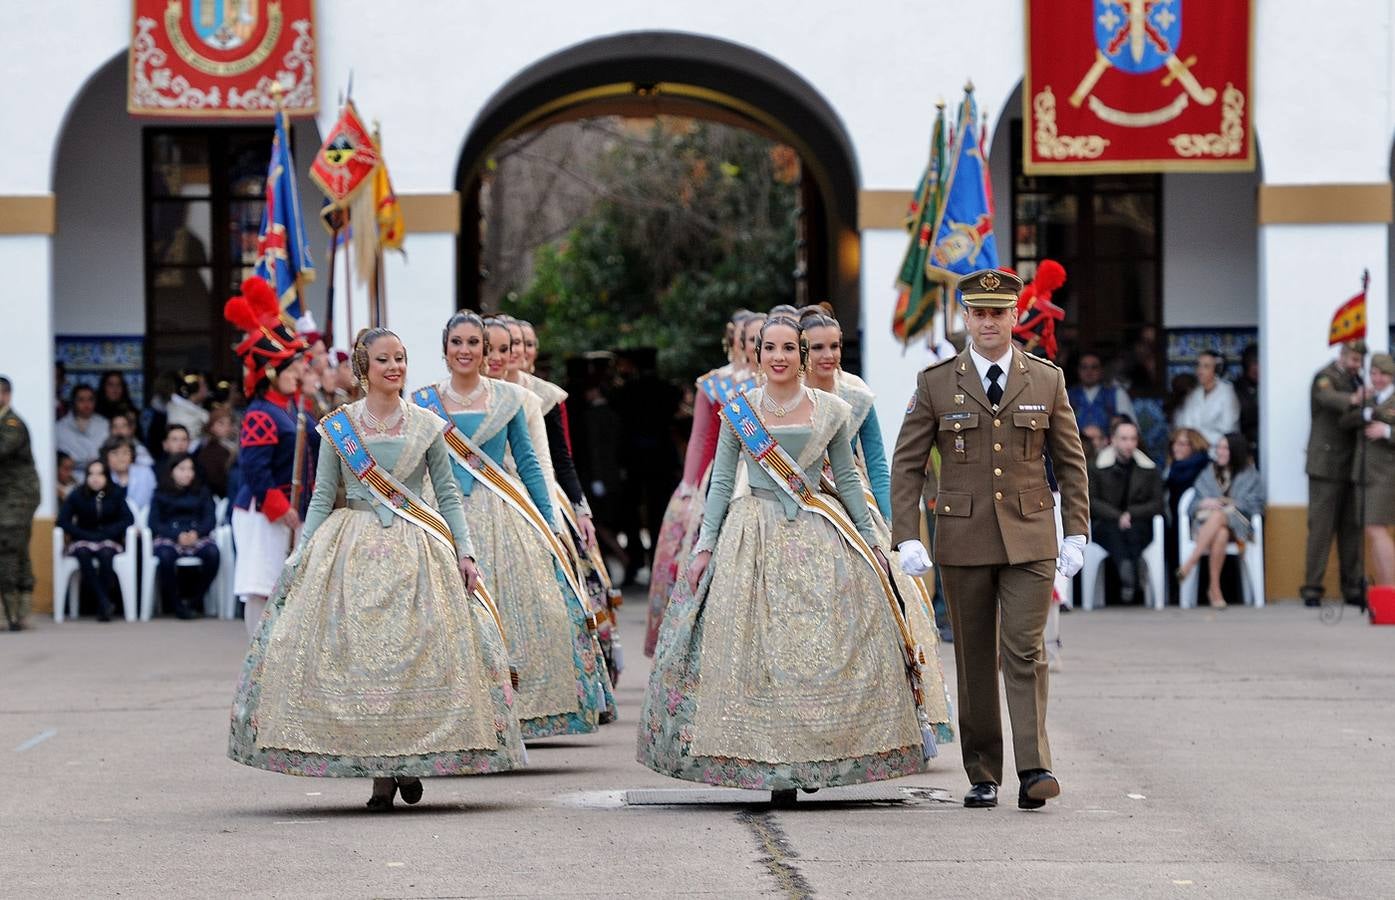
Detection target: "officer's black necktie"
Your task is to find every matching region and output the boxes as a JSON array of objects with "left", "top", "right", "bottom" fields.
[{"left": 986, "top": 363, "right": 1004, "bottom": 407}]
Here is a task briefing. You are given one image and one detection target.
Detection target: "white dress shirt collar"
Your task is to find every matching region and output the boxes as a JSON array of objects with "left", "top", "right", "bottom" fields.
[{"left": 968, "top": 343, "right": 1014, "bottom": 395}]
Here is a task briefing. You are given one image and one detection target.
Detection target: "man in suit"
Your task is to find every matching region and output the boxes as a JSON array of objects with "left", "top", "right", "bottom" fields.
[{"left": 890, "top": 269, "right": 1090, "bottom": 810}]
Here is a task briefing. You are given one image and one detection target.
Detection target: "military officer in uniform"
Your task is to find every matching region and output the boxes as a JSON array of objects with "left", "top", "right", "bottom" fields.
[
  {"left": 1345, "top": 352, "right": 1395, "bottom": 588},
  {"left": 1302, "top": 340, "right": 1367, "bottom": 608},
  {"left": 890, "top": 269, "right": 1090, "bottom": 810},
  {"left": 0, "top": 376, "right": 42, "bottom": 631}
]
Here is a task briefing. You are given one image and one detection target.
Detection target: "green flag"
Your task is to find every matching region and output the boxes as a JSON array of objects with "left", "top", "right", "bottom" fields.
[{"left": 893, "top": 103, "right": 949, "bottom": 344}]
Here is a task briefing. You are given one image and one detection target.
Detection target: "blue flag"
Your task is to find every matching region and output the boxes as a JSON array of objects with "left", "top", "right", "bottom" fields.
[
  {"left": 254, "top": 109, "right": 316, "bottom": 319},
  {"left": 928, "top": 88, "right": 998, "bottom": 295}
]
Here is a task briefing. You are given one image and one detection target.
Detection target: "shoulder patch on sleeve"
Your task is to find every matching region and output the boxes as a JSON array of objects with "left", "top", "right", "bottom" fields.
[
  {"left": 240, "top": 410, "right": 279, "bottom": 447},
  {"left": 1316, "top": 376, "right": 1332, "bottom": 390},
  {"left": 905, "top": 392, "right": 918, "bottom": 415}
]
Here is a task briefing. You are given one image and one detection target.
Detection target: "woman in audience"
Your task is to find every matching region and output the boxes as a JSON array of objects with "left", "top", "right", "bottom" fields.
[
  {"left": 56, "top": 451, "right": 77, "bottom": 503},
  {"left": 149, "top": 453, "right": 220, "bottom": 619},
  {"left": 58, "top": 460, "right": 134, "bottom": 621},
  {"left": 102, "top": 436, "right": 155, "bottom": 509},
  {"left": 196, "top": 404, "right": 238, "bottom": 498},
  {"left": 55, "top": 384, "right": 109, "bottom": 469},
  {"left": 1178, "top": 432, "right": 1264, "bottom": 608},
  {"left": 1163, "top": 427, "right": 1211, "bottom": 602},
  {"left": 96, "top": 371, "right": 137, "bottom": 422}
]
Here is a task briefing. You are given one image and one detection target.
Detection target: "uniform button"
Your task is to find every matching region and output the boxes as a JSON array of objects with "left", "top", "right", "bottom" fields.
[
  {"left": 994, "top": 467, "right": 1003, "bottom": 477},
  {"left": 994, "top": 491, "right": 1004, "bottom": 501},
  {"left": 1039, "top": 500, "right": 1045, "bottom": 508},
  {"left": 943, "top": 505, "right": 951, "bottom": 513},
  {"left": 993, "top": 442, "right": 1003, "bottom": 452},
  {"left": 993, "top": 418, "right": 1002, "bottom": 428},
  {"left": 1031, "top": 420, "right": 1039, "bottom": 430},
  {"left": 953, "top": 422, "right": 962, "bottom": 431}
]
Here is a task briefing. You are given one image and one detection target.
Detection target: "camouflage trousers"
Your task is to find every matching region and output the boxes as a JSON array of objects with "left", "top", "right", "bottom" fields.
[{"left": 0, "top": 519, "right": 35, "bottom": 624}]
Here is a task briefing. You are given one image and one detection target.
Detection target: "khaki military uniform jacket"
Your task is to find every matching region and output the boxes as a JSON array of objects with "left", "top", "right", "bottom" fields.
[
  {"left": 1307, "top": 362, "right": 1362, "bottom": 481},
  {"left": 1341, "top": 392, "right": 1395, "bottom": 523},
  {"left": 891, "top": 346, "right": 1090, "bottom": 566}
]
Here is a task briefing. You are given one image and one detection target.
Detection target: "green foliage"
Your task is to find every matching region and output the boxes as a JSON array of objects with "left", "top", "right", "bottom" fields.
[{"left": 504, "top": 120, "right": 797, "bottom": 381}]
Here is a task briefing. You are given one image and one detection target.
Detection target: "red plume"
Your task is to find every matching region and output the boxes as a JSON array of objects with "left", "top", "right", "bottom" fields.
[
  {"left": 223, "top": 297, "right": 260, "bottom": 332},
  {"left": 240, "top": 276, "right": 280, "bottom": 319}
]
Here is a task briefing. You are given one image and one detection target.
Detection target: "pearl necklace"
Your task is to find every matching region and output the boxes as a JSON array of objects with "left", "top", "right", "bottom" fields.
[
  {"left": 761, "top": 387, "right": 805, "bottom": 418},
  {"left": 444, "top": 379, "right": 486, "bottom": 408},
  {"left": 361, "top": 400, "right": 404, "bottom": 435}
]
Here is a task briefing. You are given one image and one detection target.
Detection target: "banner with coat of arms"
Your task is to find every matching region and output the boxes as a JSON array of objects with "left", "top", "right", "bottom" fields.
[
  {"left": 1024, "top": 0, "right": 1253, "bottom": 173},
  {"left": 128, "top": 0, "right": 317, "bottom": 117}
]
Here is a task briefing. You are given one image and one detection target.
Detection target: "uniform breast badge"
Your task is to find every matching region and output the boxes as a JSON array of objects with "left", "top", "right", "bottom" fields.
[
  {"left": 954, "top": 434, "right": 966, "bottom": 454},
  {"left": 954, "top": 394, "right": 965, "bottom": 405}
]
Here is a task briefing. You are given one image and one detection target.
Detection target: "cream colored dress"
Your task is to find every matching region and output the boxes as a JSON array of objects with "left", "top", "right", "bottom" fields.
[
  {"left": 638, "top": 388, "right": 929, "bottom": 790},
  {"left": 228, "top": 401, "right": 525, "bottom": 777}
]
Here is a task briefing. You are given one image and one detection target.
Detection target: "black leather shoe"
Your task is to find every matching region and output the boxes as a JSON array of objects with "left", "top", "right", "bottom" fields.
[
  {"left": 1018, "top": 770, "right": 1060, "bottom": 809},
  {"left": 963, "top": 782, "right": 998, "bottom": 808},
  {"left": 1303, "top": 597, "right": 1321, "bottom": 608}
]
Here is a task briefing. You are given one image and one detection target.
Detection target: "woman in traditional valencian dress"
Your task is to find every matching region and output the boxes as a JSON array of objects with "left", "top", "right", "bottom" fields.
[
  {"left": 800, "top": 308, "right": 953, "bottom": 744},
  {"left": 415, "top": 313, "right": 610, "bottom": 739},
  {"left": 639, "top": 316, "right": 936, "bottom": 803},
  {"left": 229, "top": 328, "right": 525, "bottom": 811},
  {"left": 511, "top": 317, "right": 626, "bottom": 687},
  {"left": 644, "top": 312, "right": 765, "bottom": 656},
  {"left": 646, "top": 310, "right": 753, "bottom": 655}
]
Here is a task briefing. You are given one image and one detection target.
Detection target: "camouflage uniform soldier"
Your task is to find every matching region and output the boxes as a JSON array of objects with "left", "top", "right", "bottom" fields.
[
  {"left": 1302, "top": 340, "right": 1367, "bottom": 608},
  {"left": 0, "top": 376, "right": 42, "bottom": 630}
]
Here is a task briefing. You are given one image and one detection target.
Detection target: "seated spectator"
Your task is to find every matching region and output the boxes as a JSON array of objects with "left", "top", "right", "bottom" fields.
[
  {"left": 167, "top": 372, "right": 210, "bottom": 442},
  {"left": 197, "top": 405, "right": 239, "bottom": 498},
  {"left": 1178, "top": 432, "right": 1264, "bottom": 609},
  {"left": 102, "top": 437, "right": 155, "bottom": 510},
  {"left": 141, "top": 372, "right": 177, "bottom": 451},
  {"left": 157, "top": 423, "right": 191, "bottom": 467},
  {"left": 96, "top": 371, "right": 136, "bottom": 422},
  {"left": 1174, "top": 350, "right": 1240, "bottom": 446},
  {"left": 55, "top": 384, "right": 109, "bottom": 469},
  {"left": 108, "top": 410, "right": 154, "bottom": 467},
  {"left": 149, "top": 453, "right": 220, "bottom": 619},
  {"left": 58, "top": 460, "right": 134, "bottom": 621},
  {"left": 55, "top": 361, "right": 68, "bottom": 420},
  {"left": 1236, "top": 343, "right": 1260, "bottom": 465},
  {"left": 1088, "top": 419, "right": 1163, "bottom": 605},
  {"left": 1163, "top": 427, "right": 1211, "bottom": 601},
  {"left": 1080, "top": 423, "right": 1109, "bottom": 458},
  {"left": 56, "top": 451, "right": 78, "bottom": 503},
  {"left": 1069, "top": 350, "right": 1136, "bottom": 435}
]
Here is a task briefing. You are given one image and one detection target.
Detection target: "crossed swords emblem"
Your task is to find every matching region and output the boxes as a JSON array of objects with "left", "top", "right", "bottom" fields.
[{"left": 1069, "top": 0, "right": 1216, "bottom": 113}]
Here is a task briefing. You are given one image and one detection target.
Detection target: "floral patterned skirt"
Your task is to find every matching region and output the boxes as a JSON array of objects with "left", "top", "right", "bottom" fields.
[
  {"left": 462, "top": 488, "right": 610, "bottom": 739},
  {"left": 637, "top": 496, "right": 929, "bottom": 790},
  {"left": 646, "top": 484, "right": 696, "bottom": 656},
  {"left": 228, "top": 509, "right": 526, "bottom": 777}
]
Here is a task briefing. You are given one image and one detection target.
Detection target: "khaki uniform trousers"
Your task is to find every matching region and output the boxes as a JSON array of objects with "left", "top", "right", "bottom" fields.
[
  {"left": 1303, "top": 476, "right": 1363, "bottom": 601},
  {"left": 939, "top": 557, "right": 1054, "bottom": 786}
]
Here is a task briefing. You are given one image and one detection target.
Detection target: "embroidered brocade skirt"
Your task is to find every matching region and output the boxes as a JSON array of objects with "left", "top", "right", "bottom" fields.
[
  {"left": 462, "top": 487, "right": 610, "bottom": 739},
  {"left": 637, "top": 495, "right": 929, "bottom": 790},
  {"left": 228, "top": 508, "right": 526, "bottom": 777},
  {"left": 646, "top": 484, "right": 696, "bottom": 656}
]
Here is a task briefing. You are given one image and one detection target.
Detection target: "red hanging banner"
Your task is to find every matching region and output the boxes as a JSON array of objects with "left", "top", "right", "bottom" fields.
[
  {"left": 1024, "top": 0, "right": 1253, "bottom": 174},
  {"left": 128, "top": 0, "right": 317, "bottom": 118}
]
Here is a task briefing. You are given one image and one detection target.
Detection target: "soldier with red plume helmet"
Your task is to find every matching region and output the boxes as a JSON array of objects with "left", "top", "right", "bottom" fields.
[{"left": 224, "top": 276, "right": 317, "bottom": 637}]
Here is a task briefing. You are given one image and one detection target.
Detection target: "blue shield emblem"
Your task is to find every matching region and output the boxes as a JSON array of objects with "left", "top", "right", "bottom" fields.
[
  {"left": 1094, "top": 0, "right": 1182, "bottom": 75},
  {"left": 189, "top": 0, "right": 260, "bottom": 51}
]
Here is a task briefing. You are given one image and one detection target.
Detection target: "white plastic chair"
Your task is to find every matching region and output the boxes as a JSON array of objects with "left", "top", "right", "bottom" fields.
[
  {"left": 1177, "top": 487, "right": 1265, "bottom": 608},
  {"left": 52, "top": 510, "right": 141, "bottom": 623},
  {"left": 1079, "top": 515, "right": 1167, "bottom": 610}
]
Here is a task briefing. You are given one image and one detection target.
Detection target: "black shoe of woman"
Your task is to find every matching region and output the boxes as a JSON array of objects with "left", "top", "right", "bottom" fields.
[{"left": 396, "top": 777, "right": 423, "bottom": 805}]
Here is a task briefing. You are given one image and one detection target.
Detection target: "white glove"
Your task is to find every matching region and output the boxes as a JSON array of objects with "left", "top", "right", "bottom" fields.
[
  {"left": 897, "top": 540, "right": 933, "bottom": 576},
  {"left": 1057, "top": 534, "right": 1087, "bottom": 578}
]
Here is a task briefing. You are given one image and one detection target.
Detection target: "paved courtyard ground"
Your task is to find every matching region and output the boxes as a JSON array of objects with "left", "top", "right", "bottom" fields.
[{"left": 3, "top": 598, "right": 1392, "bottom": 898}]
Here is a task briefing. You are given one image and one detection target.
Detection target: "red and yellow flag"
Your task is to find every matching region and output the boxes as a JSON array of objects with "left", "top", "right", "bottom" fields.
[{"left": 1328, "top": 270, "right": 1369, "bottom": 346}]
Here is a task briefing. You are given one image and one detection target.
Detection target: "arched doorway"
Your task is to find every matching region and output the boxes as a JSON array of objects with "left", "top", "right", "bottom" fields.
[{"left": 453, "top": 31, "right": 861, "bottom": 358}]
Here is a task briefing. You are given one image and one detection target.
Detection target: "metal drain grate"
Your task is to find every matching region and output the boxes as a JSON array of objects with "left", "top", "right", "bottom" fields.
[{"left": 623, "top": 784, "right": 954, "bottom": 806}]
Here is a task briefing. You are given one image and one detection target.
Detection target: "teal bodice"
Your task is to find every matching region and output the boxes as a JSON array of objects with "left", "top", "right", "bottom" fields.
[{"left": 449, "top": 409, "right": 555, "bottom": 522}]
